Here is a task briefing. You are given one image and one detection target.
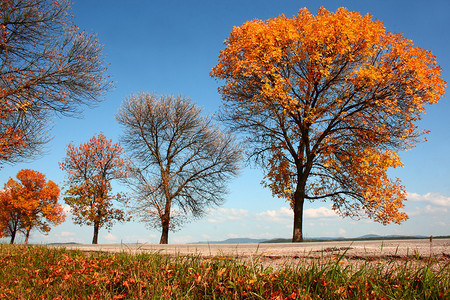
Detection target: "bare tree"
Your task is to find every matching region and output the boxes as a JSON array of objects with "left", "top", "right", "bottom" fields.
[
  {"left": 0, "top": 0, "right": 112, "bottom": 165},
  {"left": 116, "top": 93, "right": 242, "bottom": 244}
]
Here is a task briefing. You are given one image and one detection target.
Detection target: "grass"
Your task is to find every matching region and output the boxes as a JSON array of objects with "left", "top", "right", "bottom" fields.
[{"left": 0, "top": 244, "right": 448, "bottom": 299}]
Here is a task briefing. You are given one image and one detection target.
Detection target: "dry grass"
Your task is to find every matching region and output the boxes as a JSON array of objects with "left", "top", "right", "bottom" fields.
[{"left": 0, "top": 244, "right": 448, "bottom": 299}]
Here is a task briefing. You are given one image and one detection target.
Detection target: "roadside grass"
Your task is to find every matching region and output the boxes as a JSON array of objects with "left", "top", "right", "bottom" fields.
[{"left": 0, "top": 244, "right": 448, "bottom": 299}]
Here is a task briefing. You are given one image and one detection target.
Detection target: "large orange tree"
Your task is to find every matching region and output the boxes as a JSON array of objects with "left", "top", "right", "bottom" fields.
[
  {"left": 60, "top": 133, "right": 130, "bottom": 244},
  {"left": 211, "top": 8, "right": 446, "bottom": 242},
  {"left": 0, "top": 169, "right": 65, "bottom": 244}
]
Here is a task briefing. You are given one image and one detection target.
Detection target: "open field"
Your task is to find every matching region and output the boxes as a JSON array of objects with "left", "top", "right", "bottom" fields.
[{"left": 1, "top": 240, "right": 448, "bottom": 299}]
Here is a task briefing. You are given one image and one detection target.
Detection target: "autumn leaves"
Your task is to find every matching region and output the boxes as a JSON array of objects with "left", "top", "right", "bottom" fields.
[
  {"left": 60, "top": 134, "right": 130, "bottom": 245},
  {"left": 210, "top": 7, "right": 445, "bottom": 241},
  {"left": 1, "top": 3, "right": 446, "bottom": 244},
  {"left": 0, "top": 169, "right": 65, "bottom": 244}
]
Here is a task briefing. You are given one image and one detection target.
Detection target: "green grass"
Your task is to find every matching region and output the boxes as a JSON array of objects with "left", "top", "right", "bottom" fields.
[{"left": 0, "top": 244, "right": 448, "bottom": 299}]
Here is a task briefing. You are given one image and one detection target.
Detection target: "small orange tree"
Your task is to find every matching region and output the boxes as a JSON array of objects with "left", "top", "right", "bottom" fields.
[
  {"left": 0, "top": 169, "right": 65, "bottom": 244},
  {"left": 60, "top": 133, "right": 130, "bottom": 244},
  {"left": 211, "top": 8, "right": 446, "bottom": 242}
]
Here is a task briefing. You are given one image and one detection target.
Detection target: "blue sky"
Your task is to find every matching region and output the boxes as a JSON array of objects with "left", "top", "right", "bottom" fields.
[{"left": 1, "top": 0, "right": 449, "bottom": 244}]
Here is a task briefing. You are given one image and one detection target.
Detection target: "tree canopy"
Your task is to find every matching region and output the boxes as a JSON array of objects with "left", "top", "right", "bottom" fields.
[
  {"left": 59, "top": 133, "right": 130, "bottom": 244},
  {"left": 211, "top": 7, "right": 446, "bottom": 242},
  {"left": 0, "top": 169, "right": 65, "bottom": 244},
  {"left": 117, "top": 93, "right": 242, "bottom": 244}
]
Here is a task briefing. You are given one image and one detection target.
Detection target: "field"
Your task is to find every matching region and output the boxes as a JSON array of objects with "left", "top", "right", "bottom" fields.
[{"left": 1, "top": 241, "right": 449, "bottom": 299}]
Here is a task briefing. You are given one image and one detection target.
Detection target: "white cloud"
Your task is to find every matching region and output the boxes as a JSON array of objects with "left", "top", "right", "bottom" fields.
[
  {"left": 60, "top": 231, "right": 75, "bottom": 237},
  {"left": 256, "top": 207, "right": 293, "bottom": 223},
  {"left": 255, "top": 206, "right": 338, "bottom": 224},
  {"left": 62, "top": 204, "right": 72, "bottom": 213},
  {"left": 424, "top": 205, "right": 448, "bottom": 214},
  {"left": 407, "top": 192, "right": 450, "bottom": 208},
  {"left": 104, "top": 233, "right": 118, "bottom": 242},
  {"left": 338, "top": 228, "right": 347, "bottom": 236},
  {"left": 406, "top": 192, "right": 450, "bottom": 219},
  {"left": 412, "top": 204, "right": 448, "bottom": 216},
  {"left": 207, "top": 208, "right": 249, "bottom": 223},
  {"left": 304, "top": 206, "right": 337, "bottom": 218}
]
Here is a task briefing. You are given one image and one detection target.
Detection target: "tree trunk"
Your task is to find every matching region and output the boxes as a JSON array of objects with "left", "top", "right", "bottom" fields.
[
  {"left": 159, "top": 213, "right": 170, "bottom": 244},
  {"left": 160, "top": 223, "right": 169, "bottom": 244},
  {"left": 24, "top": 229, "right": 31, "bottom": 245},
  {"left": 8, "top": 221, "right": 18, "bottom": 244},
  {"left": 9, "top": 230, "right": 16, "bottom": 244},
  {"left": 292, "top": 188, "right": 305, "bottom": 242},
  {"left": 160, "top": 187, "right": 171, "bottom": 244},
  {"left": 92, "top": 222, "right": 99, "bottom": 244}
]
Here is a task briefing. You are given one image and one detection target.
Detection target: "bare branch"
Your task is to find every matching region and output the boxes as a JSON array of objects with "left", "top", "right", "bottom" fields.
[
  {"left": 116, "top": 93, "right": 242, "bottom": 244},
  {"left": 0, "top": 0, "right": 112, "bottom": 165}
]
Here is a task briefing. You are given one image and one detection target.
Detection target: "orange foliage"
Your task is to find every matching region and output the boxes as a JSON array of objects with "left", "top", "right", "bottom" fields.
[
  {"left": 0, "top": 169, "right": 65, "bottom": 244},
  {"left": 211, "top": 7, "right": 446, "bottom": 240},
  {"left": 0, "top": 189, "right": 14, "bottom": 238},
  {"left": 59, "top": 133, "right": 130, "bottom": 244}
]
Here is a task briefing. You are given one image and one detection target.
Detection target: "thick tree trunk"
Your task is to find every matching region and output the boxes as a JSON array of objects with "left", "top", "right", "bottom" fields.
[
  {"left": 160, "top": 186, "right": 171, "bottom": 244},
  {"left": 159, "top": 213, "right": 170, "bottom": 244},
  {"left": 160, "top": 223, "right": 169, "bottom": 244},
  {"left": 292, "top": 188, "right": 305, "bottom": 242},
  {"left": 92, "top": 222, "right": 99, "bottom": 244}
]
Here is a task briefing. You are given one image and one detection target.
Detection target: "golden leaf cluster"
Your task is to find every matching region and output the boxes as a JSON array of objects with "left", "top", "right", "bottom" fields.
[{"left": 211, "top": 7, "right": 446, "bottom": 224}]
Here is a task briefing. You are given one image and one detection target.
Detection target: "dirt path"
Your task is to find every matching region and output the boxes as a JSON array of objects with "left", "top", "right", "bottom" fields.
[{"left": 49, "top": 238, "right": 450, "bottom": 264}]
